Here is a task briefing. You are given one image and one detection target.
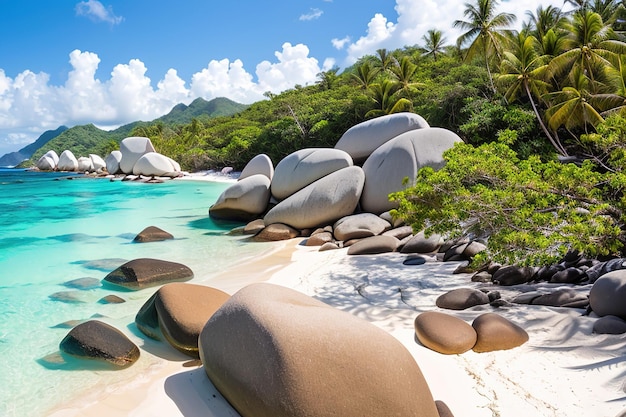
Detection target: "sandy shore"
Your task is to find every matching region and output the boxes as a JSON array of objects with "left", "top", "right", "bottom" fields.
[{"left": 49, "top": 238, "right": 626, "bottom": 417}]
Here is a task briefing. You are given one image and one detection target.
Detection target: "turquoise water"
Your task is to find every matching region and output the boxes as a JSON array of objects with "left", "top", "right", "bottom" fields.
[{"left": 0, "top": 169, "right": 270, "bottom": 416}]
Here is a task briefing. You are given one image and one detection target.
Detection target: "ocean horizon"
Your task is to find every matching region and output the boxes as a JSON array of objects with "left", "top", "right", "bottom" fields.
[{"left": 0, "top": 168, "right": 271, "bottom": 416}]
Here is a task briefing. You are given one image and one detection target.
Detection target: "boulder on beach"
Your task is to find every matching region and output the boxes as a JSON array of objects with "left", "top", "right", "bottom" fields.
[
  {"left": 57, "top": 150, "right": 78, "bottom": 171},
  {"left": 401, "top": 231, "right": 443, "bottom": 254},
  {"left": 590, "top": 270, "right": 626, "bottom": 319},
  {"left": 105, "top": 150, "right": 123, "bottom": 175},
  {"left": 90, "top": 154, "right": 106, "bottom": 171},
  {"left": 103, "top": 258, "right": 194, "bottom": 290},
  {"left": 37, "top": 150, "right": 59, "bottom": 171},
  {"left": 119, "top": 136, "right": 156, "bottom": 174},
  {"left": 76, "top": 156, "right": 94, "bottom": 172},
  {"left": 346, "top": 235, "right": 399, "bottom": 255},
  {"left": 593, "top": 315, "right": 626, "bottom": 334},
  {"left": 135, "top": 283, "right": 230, "bottom": 357},
  {"left": 333, "top": 213, "right": 391, "bottom": 241},
  {"left": 360, "top": 127, "right": 462, "bottom": 214},
  {"left": 255, "top": 223, "right": 299, "bottom": 241},
  {"left": 492, "top": 266, "right": 536, "bottom": 286},
  {"left": 263, "top": 166, "right": 365, "bottom": 230},
  {"left": 471, "top": 313, "right": 529, "bottom": 353},
  {"left": 414, "top": 311, "right": 477, "bottom": 354},
  {"left": 334, "top": 112, "right": 430, "bottom": 163},
  {"left": 199, "top": 283, "right": 439, "bottom": 417},
  {"left": 133, "top": 152, "right": 181, "bottom": 177},
  {"left": 436, "top": 288, "right": 490, "bottom": 310},
  {"left": 270, "top": 148, "right": 353, "bottom": 201},
  {"left": 59, "top": 320, "right": 139, "bottom": 367},
  {"left": 133, "top": 226, "right": 174, "bottom": 243},
  {"left": 239, "top": 153, "right": 274, "bottom": 181},
  {"left": 209, "top": 174, "right": 271, "bottom": 222}
]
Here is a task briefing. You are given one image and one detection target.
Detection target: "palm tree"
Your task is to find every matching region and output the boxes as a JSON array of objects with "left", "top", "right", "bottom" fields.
[
  {"left": 545, "top": 66, "right": 614, "bottom": 134},
  {"left": 389, "top": 56, "right": 423, "bottom": 97},
  {"left": 316, "top": 67, "right": 340, "bottom": 91},
  {"left": 366, "top": 79, "right": 413, "bottom": 118},
  {"left": 422, "top": 29, "right": 448, "bottom": 61},
  {"left": 375, "top": 48, "right": 394, "bottom": 72},
  {"left": 498, "top": 33, "right": 568, "bottom": 155},
  {"left": 352, "top": 62, "right": 380, "bottom": 90},
  {"left": 454, "top": 0, "right": 517, "bottom": 92},
  {"left": 548, "top": 10, "right": 626, "bottom": 87},
  {"left": 525, "top": 5, "right": 563, "bottom": 41}
]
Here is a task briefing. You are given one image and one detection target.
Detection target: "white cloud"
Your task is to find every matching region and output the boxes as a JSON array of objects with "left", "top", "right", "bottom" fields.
[
  {"left": 331, "top": 36, "right": 351, "bottom": 50},
  {"left": 0, "top": 44, "right": 327, "bottom": 154},
  {"left": 342, "top": 0, "right": 564, "bottom": 65},
  {"left": 75, "top": 0, "right": 123, "bottom": 25},
  {"left": 300, "top": 8, "right": 323, "bottom": 21}
]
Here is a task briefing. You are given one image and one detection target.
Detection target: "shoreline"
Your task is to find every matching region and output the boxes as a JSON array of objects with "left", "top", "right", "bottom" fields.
[{"left": 48, "top": 237, "right": 626, "bottom": 417}]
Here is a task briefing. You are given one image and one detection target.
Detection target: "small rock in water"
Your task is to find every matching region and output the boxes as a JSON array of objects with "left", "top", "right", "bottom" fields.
[
  {"left": 98, "top": 295, "right": 126, "bottom": 304},
  {"left": 62, "top": 277, "right": 101, "bottom": 290},
  {"left": 133, "top": 226, "right": 174, "bottom": 243},
  {"left": 403, "top": 256, "right": 427, "bottom": 266},
  {"left": 49, "top": 291, "right": 86, "bottom": 303},
  {"left": 74, "top": 258, "right": 128, "bottom": 272}
]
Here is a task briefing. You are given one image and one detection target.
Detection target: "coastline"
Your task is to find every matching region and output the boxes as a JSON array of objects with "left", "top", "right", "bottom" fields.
[{"left": 48, "top": 237, "right": 626, "bottom": 417}]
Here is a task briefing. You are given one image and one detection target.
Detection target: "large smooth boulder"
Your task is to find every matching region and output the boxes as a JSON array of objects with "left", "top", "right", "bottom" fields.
[
  {"left": 270, "top": 148, "right": 353, "bottom": 201},
  {"left": 590, "top": 270, "right": 626, "bottom": 319},
  {"left": 333, "top": 213, "right": 391, "bottom": 241},
  {"left": 105, "top": 150, "right": 123, "bottom": 174},
  {"left": 209, "top": 174, "right": 271, "bottom": 222},
  {"left": 59, "top": 320, "right": 139, "bottom": 367},
  {"left": 135, "top": 283, "right": 230, "bottom": 357},
  {"left": 133, "top": 152, "right": 181, "bottom": 177},
  {"left": 90, "top": 154, "right": 106, "bottom": 171},
  {"left": 119, "top": 136, "right": 156, "bottom": 174},
  {"left": 263, "top": 166, "right": 365, "bottom": 229},
  {"left": 239, "top": 154, "right": 274, "bottom": 181},
  {"left": 103, "top": 258, "right": 194, "bottom": 290},
  {"left": 361, "top": 128, "right": 462, "bottom": 214},
  {"left": 37, "top": 150, "right": 59, "bottom": 171},
  {"left": 414, "top": 311, "right": 477, "bottom": 354},
  {"left": 199, "top": 283, "right": 439, "bottom": 417},
  {"left": 76, "top": 156, "right": 94, "bottom": 172},
  {"left": 57, "top": 150, "right": 79, "bottom": 171},
  {"left": 335, "top": 112, "right": 430, "bottom": 163},
  {"left": 471, "top": 313, "right": 529, "bottom": 353}
]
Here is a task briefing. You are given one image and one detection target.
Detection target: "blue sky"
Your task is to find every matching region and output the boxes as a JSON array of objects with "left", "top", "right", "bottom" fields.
[{"left": 0, "top": 0, "right": 563, "bottom": 156}]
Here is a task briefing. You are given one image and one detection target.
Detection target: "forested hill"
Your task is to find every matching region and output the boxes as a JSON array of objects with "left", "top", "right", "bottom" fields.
[{"left": 26, "top": 97, "right": 247, "bottom": 164}]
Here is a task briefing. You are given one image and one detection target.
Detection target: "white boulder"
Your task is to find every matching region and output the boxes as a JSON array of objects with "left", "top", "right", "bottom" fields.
[
  {"left": 361, "top": 128, "right": 462, "bottom": 214},
  {"left": 335, "top": 112, "right": 429, "bottom": 163},
  {"left": 271, "top": 148, "right": 353, "bottom": 201},
  {"left": 37, "top": 150, "right": 59, "bottom": 171},
  {"left": 263, "top": 166, "right": 365, "bottom": 229},
  {"left": 105, "top": 151, "right": 123, "bottom": 175},
  {"left": 133, "top": 152, "right": 181, "bottom": 177},
  {"left": 57, "top": 150, "right": 79, "bottom": 172},
  {"left": 209, "top": 174, "right": 271, "bottom": 221},
  {"left": 239, "top": 154, "right": 274, "bottom": 181},
  {"left": 119, "top": 137, "right": 156, "bottom": 174},
  {"left": 77, "top": 157, "right": 94, "bottom": 172},
  {"left": 90, "top": 154, "right": 106, "bottom": 171}
]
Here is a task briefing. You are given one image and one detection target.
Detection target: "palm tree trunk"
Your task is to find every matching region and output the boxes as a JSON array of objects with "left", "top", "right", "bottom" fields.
[{"left": 524, "top": 82, "right": 568, "bottom": 156}]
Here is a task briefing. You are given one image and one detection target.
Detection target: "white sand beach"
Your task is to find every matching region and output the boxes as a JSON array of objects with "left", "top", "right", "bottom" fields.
[{"left": 49, "top": 238, "right": 626, "bottom": 417}]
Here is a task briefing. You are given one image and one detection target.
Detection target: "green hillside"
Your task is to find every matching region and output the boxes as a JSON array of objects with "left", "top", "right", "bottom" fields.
[{"left": 27, "top": 97, "right": 246, "bottom": 163}]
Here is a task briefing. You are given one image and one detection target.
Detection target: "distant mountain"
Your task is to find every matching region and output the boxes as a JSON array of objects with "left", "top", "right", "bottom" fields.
[
  {"left": 157, "top": 97, "right": 248, "bottom": 125},
  {"left": 23, "top": 97, "right": 247, "bottom": 165},
  {"left": 0, "top": 126, "right": 68, "bottom": 167}
]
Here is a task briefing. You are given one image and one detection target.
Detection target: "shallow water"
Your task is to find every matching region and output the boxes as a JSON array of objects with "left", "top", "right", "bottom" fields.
[{"left": 0, "top": 169, "right": 270, "bottom": 416}]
